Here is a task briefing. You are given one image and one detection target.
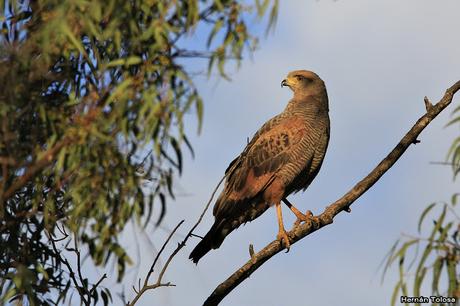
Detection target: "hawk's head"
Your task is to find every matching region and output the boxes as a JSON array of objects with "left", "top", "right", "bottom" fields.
[{"left": 281, "top": 70, "right": 325, "bottom": 95}]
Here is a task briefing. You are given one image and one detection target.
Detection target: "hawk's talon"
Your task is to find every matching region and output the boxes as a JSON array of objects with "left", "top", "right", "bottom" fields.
[
  {"left": 292, "top": 210, "right": 312, "bottom": 225},
  {"left": 293, "top": 219, "right": 302, "bottom": 228},
  {"left": 188, "top": 71, "right": 329, "bottom": 264},
  {"left": 277, "top": 230, "right": 291, "bottom": 252},
  {"left": 306, "top": 210, "right": 321, "bottom": 227},
  {"left": 311, "top": 217, "right": 321, "bottom": 229},
  {"left": 292, "top": 210, "right": 320, "bottom": 228}
]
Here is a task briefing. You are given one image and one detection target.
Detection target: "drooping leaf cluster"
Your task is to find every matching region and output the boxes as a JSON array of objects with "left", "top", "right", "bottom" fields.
[
  {"left": 384, "top": 98, "right": 460, "bottom": 305},
  {"left": 0, "top": 0, "right": 278, "bottom": 304},
  {"left": 384, "top": 198, "right": 460, "bottom": 306}
]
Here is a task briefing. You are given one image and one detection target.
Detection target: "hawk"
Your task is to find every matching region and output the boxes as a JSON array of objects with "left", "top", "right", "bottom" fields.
[{"left": 190, "top": 70, "right": 330, "bottom": 263}]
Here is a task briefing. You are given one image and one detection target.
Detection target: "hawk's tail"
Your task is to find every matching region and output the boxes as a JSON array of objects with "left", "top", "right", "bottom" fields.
[{"left": 189, "top": 221, "right": 229, "bottom": 264}]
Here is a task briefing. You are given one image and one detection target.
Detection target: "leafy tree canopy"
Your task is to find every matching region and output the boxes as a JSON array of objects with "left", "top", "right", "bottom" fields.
[{"left": 0, "top": 0, "right": 278, "bottom": 304}]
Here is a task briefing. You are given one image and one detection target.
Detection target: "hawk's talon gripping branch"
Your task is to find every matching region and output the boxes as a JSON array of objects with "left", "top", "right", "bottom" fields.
[
  {"left": 277, "top": 229, "right": 291, "bottom": 252},
  {"left": 202, "top": 80, "right": 460, "bottom": 306},
  {"left": 190, "top": 70, "right": 330, "bottom": 264}
]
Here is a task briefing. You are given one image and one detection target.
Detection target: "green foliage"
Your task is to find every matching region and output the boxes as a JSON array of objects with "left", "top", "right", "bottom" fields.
[
  {"left": 0, "top": 0, "right": 278, "bottom": 304},
  {"left": 385, "top": 96, "right": 460, "bottom": 305},
  {"left": 384, "top": 199, "right": 460, "bottom": 305},
  {"left": 447, "top": 105, "right": 460, "bottom": 178}
]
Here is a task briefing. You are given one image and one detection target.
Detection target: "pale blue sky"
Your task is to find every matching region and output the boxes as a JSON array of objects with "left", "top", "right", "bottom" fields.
[{"left": 108, "top": 1, "right": 460, "bottom": 305}]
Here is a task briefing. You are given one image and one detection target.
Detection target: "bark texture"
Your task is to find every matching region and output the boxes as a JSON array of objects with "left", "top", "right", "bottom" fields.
[{"left": 203, "top": 80, "right": 460, "bottom": 306}]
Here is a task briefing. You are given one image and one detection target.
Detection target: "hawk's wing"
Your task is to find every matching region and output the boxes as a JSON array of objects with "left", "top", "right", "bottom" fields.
[{"left": 213, "top": 115, "right": 307, "bottom": 217}]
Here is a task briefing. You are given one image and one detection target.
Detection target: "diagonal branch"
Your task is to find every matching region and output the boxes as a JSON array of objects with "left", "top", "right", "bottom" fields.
[
  {"left": 126, "top": 220, "right": 184, "bottom": 306},
  {"left": 2, "top": 137, "right": 72, "bottom": 201},
  {"left": 203, "top": 80, "right": 460, "bottom": 306},
  {"left": 126, "top": 175, "right": 226, "bottom": 305}
]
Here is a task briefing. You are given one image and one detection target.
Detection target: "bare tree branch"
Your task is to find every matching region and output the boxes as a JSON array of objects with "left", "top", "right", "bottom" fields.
[
  {"left": 89, "top": 273, "right": 108, "bottom": 296},
  {"left": 127, "top": 220, "right": 184, "bottom": 306},
  {"left": 126, "top": 175, "right": 226, "bottom": 305},
  {"left": 48, "top": 233, "right": 109, "bottom": 306},
  {"left": 203, "top": 80, "right": 460, "bottom": 306}
]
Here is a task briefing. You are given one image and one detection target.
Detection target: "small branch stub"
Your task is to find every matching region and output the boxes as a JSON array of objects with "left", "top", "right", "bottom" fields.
[
  {"left": 203, "top": 80, "right": 460, "bottom": 306},
  {"left": 248, "top": 244, "right": 255, "bottom": 258},
  {"left": 249, "top": 244, "right": 256, "bottom": 263},
  {"left": 424, "top": 96, "right": 434, "bottom": 112}
]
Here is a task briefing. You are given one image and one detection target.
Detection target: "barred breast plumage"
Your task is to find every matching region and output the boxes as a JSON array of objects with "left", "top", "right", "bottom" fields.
[{"left": 190, "top": 70, "right": 330, "bottom": 263}]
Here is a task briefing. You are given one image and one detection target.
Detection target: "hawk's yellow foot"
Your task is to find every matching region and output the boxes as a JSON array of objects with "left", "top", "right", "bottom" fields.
[
  {"left": 189, "top": 70, "right": 330, "bottom": 263},
  {"left": 275, "top": 201, "right": 291, "bottom": 252},
  {"left": 283, "top": 198, "right": 313, "bottom": 227},
  {"left": 277, "top": 228, "right": 291, "bottom": 252}
]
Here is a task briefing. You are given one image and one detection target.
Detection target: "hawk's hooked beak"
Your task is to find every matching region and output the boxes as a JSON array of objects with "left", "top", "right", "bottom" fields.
[{"left": 281, "top": 79, "right": 288, "bottom": 88}]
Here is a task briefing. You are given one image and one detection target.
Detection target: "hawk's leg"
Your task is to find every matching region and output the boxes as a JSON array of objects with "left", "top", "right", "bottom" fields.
[
  {"left": 282, "top": 198, "right": 320, "bottom": 227},
  {"left": 283, "top": 198, "right": 308, "bottom": 220},
  {"left": 275, "top": 201, "right": 291, "bottom": 252}
]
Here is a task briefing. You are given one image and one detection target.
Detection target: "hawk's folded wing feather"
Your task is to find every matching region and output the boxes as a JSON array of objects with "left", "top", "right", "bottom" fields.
[{"left": 214, "top": 115, "right": 306, "bottom": 217}]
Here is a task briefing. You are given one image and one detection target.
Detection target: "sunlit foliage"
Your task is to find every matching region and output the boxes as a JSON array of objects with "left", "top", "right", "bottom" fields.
[
  {"left": 0, "top": 0, "right": 278, "bottom": 304},
  {"left": 385, "top": 109, "right": 460, "bottom": 305},
  {"left": 384, "top": 199, "right": 460, "bottom": 306},
  {"left": 448, "top": 106, "right": 460, "bottom": 178}
]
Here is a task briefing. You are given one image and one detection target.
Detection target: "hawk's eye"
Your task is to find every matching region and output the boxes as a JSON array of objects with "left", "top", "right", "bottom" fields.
[{"left": 296, "top": 76, "right": 303, "bottom": 81}]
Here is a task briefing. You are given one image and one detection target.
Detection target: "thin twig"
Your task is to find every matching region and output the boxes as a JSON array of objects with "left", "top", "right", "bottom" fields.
[
  {"left": 135, "top": 149, "right": 153, "bottom": 172},
  {"left": 127, "top": 220, "right": 184, "bottom": 306},
  {"left": 49, "top": 236, "right": 89, "bottom": 306},
  {"left": 47, "top": 230, "right": 108, "bottom": 305},
  {"left": 89, "top": 273, "right": 108, "bottom": 296},
  {"left": 400, "top": 232, "right": 460, "bottom": 253},
  {"left": 191, "top": 233, "right": 204, "bottom": 239},
  {"left": 127, "top": 175, "right": 226, "bottom": 305},
  {"left": 203, "top": 80, "right": 460, "bottom": 306},
  {"left": 73, "top": 240, "right": 86, "bottom": 292},
  {"left": 186, "top": 175, "right": 226, "bottom": 242},
  {"left": 146, "top": 220, "right": 184, "bottom": 288},
  {"left": 429, "top": 161, "right": 460, "bottom": 166}
]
